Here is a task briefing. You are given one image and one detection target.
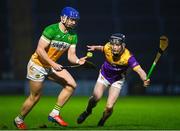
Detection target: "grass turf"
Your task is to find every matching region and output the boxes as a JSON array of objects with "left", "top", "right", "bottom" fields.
[{"left": 0, "top": 95, "right": 180, "bottom": 130}]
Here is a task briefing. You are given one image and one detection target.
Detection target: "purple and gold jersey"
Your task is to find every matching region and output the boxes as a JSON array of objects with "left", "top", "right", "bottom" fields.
[{"left": 101, "top": 42, "right": 140, "bottom": 84}]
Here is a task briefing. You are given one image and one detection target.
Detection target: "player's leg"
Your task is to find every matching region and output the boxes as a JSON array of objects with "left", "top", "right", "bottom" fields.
[
  {"left": 14, "top": 80, "right": 44, "bottom": 129},
  {"left": 14, "top": 60, "right": 45, "bottom": 129},
  {"left": 86, "top": 73, "right": 110, "bottom": 113},
  {"left": 21, "top": 81, "right": 43, "bottom": 116},
  {"left": 48, "top": 69, "right": 77, "bottom": 126},
  {"left": 77, "top": 73, "right": 108, "bottom": 124},
  {"left": 98, "top": 79, "right": 124, "bottom": 126},
  {"left": 87, "top": 81, "right": 106, "bottom": 113}
]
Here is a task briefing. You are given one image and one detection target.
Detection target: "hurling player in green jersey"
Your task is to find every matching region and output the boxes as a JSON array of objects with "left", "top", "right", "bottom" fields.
[{"left": 14, "top": 7, "right": 87, "bottom": 129}]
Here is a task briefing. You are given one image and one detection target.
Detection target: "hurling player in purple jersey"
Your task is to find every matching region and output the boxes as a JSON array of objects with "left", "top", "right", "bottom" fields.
[{"left": 77, "top": 33, "right": 150, "bottom": 126}]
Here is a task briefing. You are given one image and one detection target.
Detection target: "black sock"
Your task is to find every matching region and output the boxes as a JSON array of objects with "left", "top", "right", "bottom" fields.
[
  {"left": 86, "top": 96, "right": 97, "bottom": 113},
  {"left": 99, "top": 107, "right": 113, "bottom": 125}
]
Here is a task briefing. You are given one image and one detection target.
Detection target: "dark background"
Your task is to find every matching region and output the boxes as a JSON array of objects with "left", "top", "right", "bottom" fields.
[{"left": 0, "top": 0, "right": 179, "bottom": 95}]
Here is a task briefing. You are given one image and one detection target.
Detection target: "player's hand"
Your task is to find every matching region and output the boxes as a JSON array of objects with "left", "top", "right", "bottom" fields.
[
  {"left": 143, "top": 79, "right": 150, "bottom": 87},
  {"left": 78, "top": 57, "right": 87, "bottom": 65},
  {"left": 51, "top": 62, "right": 63, "bottom": 71},
  {"left": 87, "top": 45, "right": 96, "bottom": 51}
]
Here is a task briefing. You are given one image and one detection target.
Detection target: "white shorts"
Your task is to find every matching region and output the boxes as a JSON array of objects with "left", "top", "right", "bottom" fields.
[
  {"left": 97, "top": 72, "right": 125, "bottom": 89},
  {"left": 26, "top": 60, "right": 52, "bottom": 82}
]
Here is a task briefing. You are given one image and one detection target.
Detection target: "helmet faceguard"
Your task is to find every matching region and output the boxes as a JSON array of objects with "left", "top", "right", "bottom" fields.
[
  {"left": 110, "top": 33, "right": 126, "bottom": 56},
  {"left": 61, "top": 7, "right": 80, "bottom": 29},
  {"left": 110, "top": 33, "right": 125, "bottom": 45}
]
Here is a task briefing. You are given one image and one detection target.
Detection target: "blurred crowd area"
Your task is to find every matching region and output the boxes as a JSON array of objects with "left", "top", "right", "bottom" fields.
[{"left": 0, "top": 0, "right": 180, "bottom": 95}]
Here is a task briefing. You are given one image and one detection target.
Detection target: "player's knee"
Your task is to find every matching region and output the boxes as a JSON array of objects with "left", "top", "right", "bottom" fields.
[
  {"left": 72, "top": 81, "right": 77, "bottom": 89},
  {"left": 67, "top": 81, "right": 77, "bottom": 89},
  {"left": 30, "top": 93, "right": 41, "bottom": 102},
  {"left": 65, "top": 82, "right": 77, "bottom": 92},
  {"left": 93, "top": 93, "right": 102, "bottom": 101}
]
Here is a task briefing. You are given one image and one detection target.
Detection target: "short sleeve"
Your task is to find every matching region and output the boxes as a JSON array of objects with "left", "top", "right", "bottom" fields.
[
  {"left": 103, "top": 43, "right": 110, "bottom": 53},
  {"left": 42, "top": 26, "right": 54, "bottom": 41},
  {"left": 128, "top": 55, "right": 140, "bottom": 69},
  {"left": 71, "top": 34, "right": 78, "bottom": 45}
]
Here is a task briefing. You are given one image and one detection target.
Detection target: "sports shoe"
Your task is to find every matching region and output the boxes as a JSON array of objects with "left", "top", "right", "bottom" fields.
[
  {"left": 77, "top": 111, "right": 91, "bottom": 124},
  {"left": 48, "top": 115, "right": 68, "bottom": 127},
  {"left": 14, "top": 117, "right": 27, "bottom": 130}
]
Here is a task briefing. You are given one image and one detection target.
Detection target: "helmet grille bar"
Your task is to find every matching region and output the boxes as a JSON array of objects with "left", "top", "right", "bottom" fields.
[{"left": 110, "top": 33, "right": 125, "bottom": 44}]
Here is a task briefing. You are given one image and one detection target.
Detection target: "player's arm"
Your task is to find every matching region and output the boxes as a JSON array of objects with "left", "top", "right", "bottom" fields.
[
  {"left": 133, "top": 66, "right": 150, "bottom": 86},
  {"left": 36, "top": 37, "right": 62, "bottom": 71},
  {"left": 68, "top": 45, "right": 86, "bottom": 65},
  {"left": 87, "top": 45, "right": 104, "bottom": 52},
  {"left": 128, "top": 56, "right": 150, "bottom": 87}
]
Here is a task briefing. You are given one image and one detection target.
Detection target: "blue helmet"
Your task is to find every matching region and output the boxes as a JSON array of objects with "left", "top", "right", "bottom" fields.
[
  {"left": 110, "top": 33, "right": 125, "bottom": 44},
  {"left": 61, "top": 7, "right": 80, "bottom": 19}
]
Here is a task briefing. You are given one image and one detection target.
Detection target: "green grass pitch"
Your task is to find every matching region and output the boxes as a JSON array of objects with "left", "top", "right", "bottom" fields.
[{"left": 0, "top": 95, "right": 180, "bottom": 130}]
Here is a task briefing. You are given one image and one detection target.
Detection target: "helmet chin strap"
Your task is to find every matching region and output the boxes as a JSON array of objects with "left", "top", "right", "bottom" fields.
[
  {"left": 119, "top": 43, "right": 126, "bottom": 54},
  {"left": 60, "top": 16, "right": 68, "bottom": 31},
  {"left": 61, "top": 16, "right": 67, "bottom": 23}
]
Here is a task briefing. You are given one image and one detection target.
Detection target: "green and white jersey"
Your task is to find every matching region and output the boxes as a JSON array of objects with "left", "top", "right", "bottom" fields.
[{"left": 31, "top": 23, "right": 78, "bottom": 67}]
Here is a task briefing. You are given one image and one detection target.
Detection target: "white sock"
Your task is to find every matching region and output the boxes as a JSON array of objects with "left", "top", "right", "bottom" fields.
[
  {"left": 15, "top": 116, "right": 24, "bottom": 124},
  {"left": 49, "top": 109, "right": 59, "bottom": 116}
]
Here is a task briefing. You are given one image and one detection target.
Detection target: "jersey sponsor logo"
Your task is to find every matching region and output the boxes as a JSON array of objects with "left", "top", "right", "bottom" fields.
[
  {"left": 110, "top": 61, "right": 126, "bottom": 66},
  {"left": 111, "top": 66, "right": 123, "bottom": 71},
  {"left": 51, "top": 41, "right": 70, "bottom": 50}
]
